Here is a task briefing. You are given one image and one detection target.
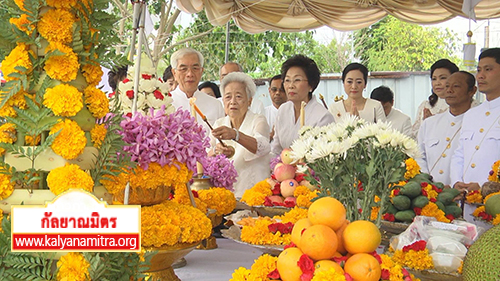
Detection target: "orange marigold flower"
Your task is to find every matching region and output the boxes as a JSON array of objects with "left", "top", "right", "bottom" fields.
[
  {"left": 38, "top": 8, "right": 75, "bottom": 44},
  {"left": 56, "top": 252, "right": 90, "bottom": 281},
  {"left": 0, "top": 173, "right": 15, "bottom": 200},
  {"left": 81, "top": 63, "right": 103, "bottom": 86},
  {"left": 44, "top": 43, "right": 80, "bottom": 82},
  {"left": 9, "top": 14, "right": 33, "bottom": 34},
  {"left": 46, "top": 0, "right": 78, "bottom": 9},
  {"left": 49, "top": 119, "right": 86, "bottom": 160},
  {"left": 404, "top": 158, "right": 420, "bottom": 179},
  {"left": 83, "top": 86, "right": 109, "bottom": 118},
  {"left": 25, "top": 134, "right": 41, "bottom": 146},
  {"left": 47, "top": 164, "right": 94, "bottom": 196},
  {"left": 44, "top": 84, "right": 83, "bottom": 117},
  {"left": 1, "top": 43, "right": 33, "bottom": 82}
]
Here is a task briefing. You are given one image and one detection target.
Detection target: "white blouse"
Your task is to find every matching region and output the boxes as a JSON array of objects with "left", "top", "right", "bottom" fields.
[{"left": 329, "top": 98, "right": 386, "bottom": 124}]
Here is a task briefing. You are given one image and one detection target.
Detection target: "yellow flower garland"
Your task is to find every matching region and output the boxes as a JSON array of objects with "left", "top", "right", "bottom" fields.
[
  {"left": 141, "top": 200, "right": 211, "bottom": 247},
  {"left": 49, "top": 119, "right": 87, "bottom": 160},
  {"left": 198, "top": 187, "right": 236, "bottom": 216},
  {"left": 82, "top": 63, "right": 103, "bottom": 86},
  {"left": 43, "top": 84, "right": 83, "bottom": 117},
  {"left": 0, "top": 90, "right": 28, "bottom": 118},
  {"left": 46, "top": 0, "right": 78, "bottom": 9},
  {"left": 422, "top": 183, "right": 438, "bottom": 199},
  {"left": 44, "top": 43, "right": 80, "bottom": 82},
  {"left": 404, "top": 158, "right": 420, "bottom": 180},
  {"left": 9, "top": 14, "right": 32, "bottom": 34},
  {"left": 0, "top": 122, "right": 17, "bottom": 156},
  {"left": 311, "top": 267, "right": 346, "bottom": 281},
  {"left": 47, "top": 164, "right": 94, "bottom": 196},
  {"left": 488, "top": 160, "right": 500, "bottom": 182},
  {"left": 241, "top": 180, "right": 273, "bottom": 206},
  {"left": 0, "top": 173, "right": 15, "bottom": 200},
  {"left": 294, "top": 185, "right": 319, "bottom": 208},
  {"left": 83, "top": 86, "right": 109, "bottom": 118},
  {"left": 38, "top": 8, "right": 75, "bottom": 45},
  {"left": 56, "top": 252, "right": 90, "bottom": 281},
  {"left": 1, "top": 42, "right": 32, "bottom": 82},
  {"left": 421, "top": 202, "right": 450, "bottom": 223},
  {"left": 274, "top": 206, "right": 308, "bottom": 224},
  {"left": 240, "top": 217, "right": 292, "bottom": 245},
  {"left": 392, "top": 248, "right": 434, "bottom": 271},
  {"left": 171, "top": 184, "right": 208, "bottom": 214},
  {"left": 90, "top": 124, "right": 106, "bottom": 149},
  {"left": 228, "top": 254, "right": 278, "bottom": 281}
]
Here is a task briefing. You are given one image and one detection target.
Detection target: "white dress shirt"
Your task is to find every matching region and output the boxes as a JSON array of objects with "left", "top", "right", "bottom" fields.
[
  {"left": 271, "top": 97, "right": 335, "bottom": 156},
  {"left": 417, "top": 111, "right": 463, "bottom": 185},
  {"left": 329, "top": 98, "right": 386, "bottom": 123},
  {"left": 211, "top": 111, "right": 271, "bottom": 198},
  {"left": 171, "top": 87, "right": 225, "bottom": 134},
  {"left": 451, "top": 97, "right": 500, "bottom": 187},
  {"left": 250, "top": 98, "right": 265, "bottom": 116},
  {"left": 412, "top": 98, "right": 449, "bottom": 139},
  {"left": 264, "top": 105, "right": 278, "bottom": 131},
  {"left": 386, "top": 108, "right": 412, "bottom": 136}
]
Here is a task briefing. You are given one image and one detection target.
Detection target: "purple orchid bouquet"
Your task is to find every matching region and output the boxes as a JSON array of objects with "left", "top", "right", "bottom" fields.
[
  {"left": 200, "top": 154, "right": 238, "bottom": 191},
  {"left": 119, "top": 107, "right": 210, "bottom": 172}
]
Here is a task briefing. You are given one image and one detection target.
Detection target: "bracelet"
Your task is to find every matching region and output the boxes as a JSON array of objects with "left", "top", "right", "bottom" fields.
[{"left": 233, "top": 128, "right": 240, "bottom": 142}]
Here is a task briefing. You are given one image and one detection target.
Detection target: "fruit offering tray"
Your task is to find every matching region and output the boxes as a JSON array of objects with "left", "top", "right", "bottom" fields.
[
  {"left": 221, "top": 225, "right": 284, "bottom": 256},
  {"left": 237, "top": 202, "right": 293, "bottom": 217},
  {"left": 379, "top": 220, "right": 409, "bottom": 246},
  {"left": 407, "top": 269, "right": 462, "bottom": 281}
]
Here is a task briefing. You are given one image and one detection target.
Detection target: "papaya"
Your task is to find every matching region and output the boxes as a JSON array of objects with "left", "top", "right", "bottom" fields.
[
  {"left": 392, "top": 195, "right": 411, "bottom": 211},
  {"left": 395, "top": 210, "right": 416, "bottom": 223},
  {"left": 411, "top": 195, "right": 429, "bottom": 208},
  {"left": 445, "top": 204, "right": 463, "bottom": 218},
  {"left": 435, "top": 201, "right": 446, "bottom": 211},
  {"left": 400, "top": 181, "right": 422, "bottom": 198}
]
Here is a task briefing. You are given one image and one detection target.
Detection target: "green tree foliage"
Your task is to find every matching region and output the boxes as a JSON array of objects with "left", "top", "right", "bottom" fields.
[
  {"left": 352, "top": 16, "right": 460, "bottom": 71},
  {"left": 313, "top": 36, "right": 353, "bottom": 74},
  {"left": 174, "top": 11, "right": 321, "bottom": 80}
]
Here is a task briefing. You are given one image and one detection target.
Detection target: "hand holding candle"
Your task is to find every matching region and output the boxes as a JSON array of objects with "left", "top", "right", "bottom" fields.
[
  {"left": 190, "top": 101, "right": 227, "bottom": 147},
  {"left": 189, "top": 98, "right": 198, "bottom": 120}
]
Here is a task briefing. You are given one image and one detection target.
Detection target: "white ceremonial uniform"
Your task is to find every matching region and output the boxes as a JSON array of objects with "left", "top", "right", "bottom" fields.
[
  {"left": 417, "top": 111, "right": 463, "bottom": 185},
  {"left": 264, "top": 105, "right": 278, "bottom": 131},
  {"left": 386, "top": 108, "right": 412, "bottom": 136},
  {"left": 211, "top": 111, "right": 271, "bottom": 198},
  {"left": 171, "top": 87, "right": 225, "bottom": 133},
  {"left": 412, "top": 98, "right": 449, "bottom": 139},
  {"left": 451, "top": 97, "right": 500, "bottom": 227},
  {"left": 271, "top": 97, "right": 334, "bottom": 156},
  {"left": 250, "top": 98, "right": 265, "bottom": 115},
  {"left": 329, "top": 98, "right": 386, "bottom": 123}
]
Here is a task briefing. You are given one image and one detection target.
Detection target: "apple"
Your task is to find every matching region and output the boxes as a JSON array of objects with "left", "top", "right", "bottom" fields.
[
  {"left": 274, "top": 163, "right": 296, "bottom": 182},
  {"left": 300, "top": 180, "right": 316, "bottom": 191},
  {"left": 267, "top": 195, "right": 284, "bottom": 205},
  {"left": 280, "top": 148, "right": 294, "bottom": 165},
  {"left": 280, "top": 179, "right": 299, "bottom": 198}
]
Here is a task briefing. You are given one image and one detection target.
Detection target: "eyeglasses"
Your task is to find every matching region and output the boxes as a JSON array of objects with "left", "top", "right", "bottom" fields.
[
  {"left": 283, "top": 78, "right": 308, "bottom": 86},
  {"left": 176, "top": 65, "right": 202, "bottom": 73}
]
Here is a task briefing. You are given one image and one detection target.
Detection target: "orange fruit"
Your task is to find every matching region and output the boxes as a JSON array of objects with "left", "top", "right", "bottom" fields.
[
  {"left": 344, "top": 253, "right": 381, "bottom": 281},
  {"left": 277, "top": 247, "right": 303, "bottom": 281},
  {"left": 308, "top": 197, "right": 346, "bottom": 231},
  {"left": 299, "top": 224, "right": 338, "bottom": 261},
  {"left": 342, "top": 220, "right": 381, "bottom": 254},
  {"left": 314, "top": 259, "right": 344, "bottom": 275},
  {"left": 335, "top": 220, "right": 349, "bottom": 255},
  {"left": 291, "top": 218, "right": 312, "bottom": 247}
]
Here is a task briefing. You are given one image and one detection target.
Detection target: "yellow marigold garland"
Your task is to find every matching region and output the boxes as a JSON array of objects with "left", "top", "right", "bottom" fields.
[
  {"left": 9, "top": 14, "right": 33, "bottom": 34},
  {"left": 466, "top": 190, "right": 483, "bottom": 204},
  {"left": 171, "top": 184, "right": 208, "bottom": 214},
  {"left": 47, "top": 164, "right": 94, "bottom": 196},
  {"left": 422, "top": 183, "right": 438, "bottom": 199},
  {"left": 240, "top": 180, "right": 272, "bottom": 206},
  {"left": 493, "top": 215, "right": 500, "bottom": 225},
  {"left": 0, "top": 122, "right": 17, "bottom": 156},
  {"left": 421, "top": 202, "right": 450, "bottom": 223},
  {"left": 274, "top": 206, "right": 308, "bottom": 224},
  {"left": 1, "top": 43, "right": 32, "bottom": 82},
  {"left": 311, "top": 267, "right": 346, "bottom": 281},
  {"left": 56, "top": 252, "right": 90, "bottom": 281},
  {"left": 43, "top": 84, "right": 83, "bottom": 117},
  {"left": 83, "top": 86, "right": 109, "bottom": 118},
  {"left": 484, "top": 191, "right": 500, "bottom": 204},
  {"left": 472, "top": 206, "right": 485, "bottom": 217},
  {"left": 0, "top": 90, "right": 28, "bottom": 118},
  {"left": 46, "top": 0, "right": 78, "bottom": 9},
  {"left": 294, "top": 185, "right": 318, "bottom": 208},
  {"left": 44, "top": 43, "right": 80, "bottom": 82},
  {"left": 49, "top": 119, "right": 86, "bottom": 160},
  {"left": 380, "top": 254, "right": 421, "bottom": 281},
  {"left": 404, "top": 158, "right": 420, "bottom": 180},
  {"left": 90, "top": 124, "right": 106, "bottom": 149},
  {"left": 240, "top": 217, "right": 291, "bottom": 245},
  {"left": 198, "top": 187, "right": 236, "bottom": 216},
  {"left": 230, "top": 267, "right": 251, "bottom": 281},
  {"left": 38, "top": 8, "right": 75, "bottom": 44},
  {"left": 81, "top": 63, "right": 103, "bottom": 86},
  {"left": 0, "top": 173, "right": 15, "bottom": 200},
  {"left": 488, "top": 160, "right": 500, "bottom": 182},
  {"left": 392, "top": 248, "right": 433, "bottom": 271},
  {"left": 141, "top": 200, "right": 211, "bottom": 247}
]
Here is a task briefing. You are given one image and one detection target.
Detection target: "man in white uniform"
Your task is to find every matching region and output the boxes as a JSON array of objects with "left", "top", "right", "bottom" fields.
[
  {"left": 170, "top": 48, "right": 224, "bottom": 133},
  {"left": 418, "top": 71, "right": 476, "bottom": 185},
  {"left": 264, "top": 75, "right": 287, "bottom": 141},
  {"left": 451, "top": 48, "right": 500, "bottom": 224},
  {"left": 370, "top": 86, "right": 412, "bottom": 136},
  {"left": 219, "top": 62, "right": 265, "bottom": 115}
]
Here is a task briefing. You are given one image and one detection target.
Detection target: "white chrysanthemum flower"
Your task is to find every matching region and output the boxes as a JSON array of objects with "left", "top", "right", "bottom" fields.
[
  {"left": 309, "top": 140, "right": 344, "bottom": 162},
  {"left": 290, "top": 137, "right": 313, "bottom": 160},
  {"left": 376, "top": 132, "right": 392, "bottom": 146},
  {"left": 403, "top": 137, "right": 420, "bottom": 158}
]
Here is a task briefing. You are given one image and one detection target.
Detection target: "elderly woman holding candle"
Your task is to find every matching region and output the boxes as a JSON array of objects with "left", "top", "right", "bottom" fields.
[
  {"left": 209, "top": 72, "right": 271, "bottom": 198},
  {"left": 271, "top": 55, "right": 335, "bottom": 156}
]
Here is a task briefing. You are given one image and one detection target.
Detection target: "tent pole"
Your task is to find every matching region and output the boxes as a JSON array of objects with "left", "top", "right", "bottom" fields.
[
  {"left": 132, "top": 2, "right": 147, "bottom": 114},
  {"left": 129, "top": 1, "right": 141, "bottom": 61},
  {"left": 224, "top": 21, "right": 230, "bottom": 63}
]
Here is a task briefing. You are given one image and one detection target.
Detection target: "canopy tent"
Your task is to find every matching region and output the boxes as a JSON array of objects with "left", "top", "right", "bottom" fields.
[{"left": 175, "top": 0, "right": 500, "bottom": 33}]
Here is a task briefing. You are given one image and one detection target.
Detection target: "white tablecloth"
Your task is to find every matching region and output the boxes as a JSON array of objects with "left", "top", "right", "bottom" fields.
[{"left": 175, "top": 238, "right": 263, "bottom": 281}]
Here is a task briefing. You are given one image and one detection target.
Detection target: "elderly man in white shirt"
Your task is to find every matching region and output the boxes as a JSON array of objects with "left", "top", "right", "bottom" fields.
[
  {"left": 370, "top": 85, "right": 412, "bottom": 136},
  {"left": 170, "top": 48, "right": 225, "bottom": 132},
  {"left": 451, "top": 48, "right": 500, "bottom": 225},
  {"left": 417, "top": 71, "right": 476, "bottom": 185},
  {"left": 264, "top": 74, "right": 287, "bottom": 141}
]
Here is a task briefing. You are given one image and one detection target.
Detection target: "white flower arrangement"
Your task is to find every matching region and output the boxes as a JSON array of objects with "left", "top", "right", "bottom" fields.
[
  {"left": 290, "top": 115, "right": 420, "bottom": 225},
  {"left": 116, "top": 54, "right": 175, "bottom": 116}
]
